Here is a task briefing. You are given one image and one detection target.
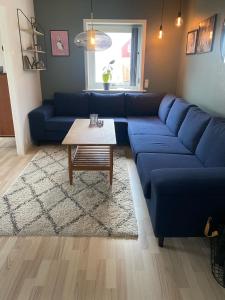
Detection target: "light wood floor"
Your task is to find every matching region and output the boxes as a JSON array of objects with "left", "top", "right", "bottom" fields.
[{"left": 0, "top": 139, "right": 224, "bottom": 300}]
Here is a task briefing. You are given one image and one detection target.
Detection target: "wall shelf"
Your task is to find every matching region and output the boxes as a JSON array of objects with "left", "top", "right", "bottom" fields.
[
  {"left": 17, "top": 9, "right": 47, "bottom": 72},
  {"left": 24, "top": 68, "right": 46, "bottom": 71},
  {"left": 23, "top": 49, "right": 46, "bottom": 54},
  {"left": 20, "top": 28, "right": 45, "bottom": 36}
]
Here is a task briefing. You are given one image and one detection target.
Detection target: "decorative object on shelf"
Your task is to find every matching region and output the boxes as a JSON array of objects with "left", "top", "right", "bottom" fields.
[
  {"left": 50, "top": 30, "right": 70, "bottom": 56},
  {"left": 221, "top": 19, "right": 225, "bottom": 63},
  {"left": 17, "top": 9, "right": 47, "bottom": 71},
  {"left": 23, "top": 55, "right": 32, "bottom": 69},
  {"left": 196, "top": 14, "right": 217, "bottom": 54},
  {"left": 186, "top": 29, "right": 198, "bottom": 55},
  {"left": 74, "top": 0, "right": 112, "bottom": 51},
  {"left": 175, "top": 0, "right": 184, "bottom": 27},
  {"left": 102, "top": 60, "right": 115, "bottom": 90},
  {"left": 158, "top": 0, "right": 165, "bottom": 39}
]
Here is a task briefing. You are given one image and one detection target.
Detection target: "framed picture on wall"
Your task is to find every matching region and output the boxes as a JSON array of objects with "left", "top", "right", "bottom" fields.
[
  {"left": 50, "top": 30, "right": 70, "bottom": 56},
  {"left": 196, "top": 14, "right": 217, "bottom": 54},
  {"left": 186, "top": 29, "right": 198, "bottom": 55}
]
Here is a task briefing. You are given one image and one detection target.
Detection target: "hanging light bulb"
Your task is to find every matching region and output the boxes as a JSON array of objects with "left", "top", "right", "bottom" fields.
[
  {"left": 175, "top": 12, "right": 183, "bottom": 27},
  {"left": 158, "top": 0, "right": 165, "bottom": 39},
  {"left": 175, "top": 0, "right": 184, "bottom": 27},
  {"left": 158, "top": 25, "right": 163, "bottom": 39},
  {"left": 74, "top": 0, "right": 112, "bottom": 51}
]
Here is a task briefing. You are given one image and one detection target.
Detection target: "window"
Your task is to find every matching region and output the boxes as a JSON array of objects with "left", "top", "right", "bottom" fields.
[{"left": 84, "top": 20, "right": 146, "bottom": 91}]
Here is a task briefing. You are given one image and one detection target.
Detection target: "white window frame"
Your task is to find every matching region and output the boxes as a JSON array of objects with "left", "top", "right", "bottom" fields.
[{"left": 83, "top": 19, "right": 147, "bottom": 92}]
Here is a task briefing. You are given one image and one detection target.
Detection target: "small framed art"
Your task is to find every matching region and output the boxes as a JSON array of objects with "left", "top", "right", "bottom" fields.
[
  {"left": 196, "top": 14, "right": 217, "bottom": 54},
  {"left": 186, "top": 30, "right": 198, "bottom": 55},
  {"left": 50, "top": 30, "right": 70, "bottom": 56}
]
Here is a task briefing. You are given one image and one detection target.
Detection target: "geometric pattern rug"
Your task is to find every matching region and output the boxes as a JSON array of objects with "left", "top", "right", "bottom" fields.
[{"left": 0, "top": 146, "right": 138, "bottom": 238}]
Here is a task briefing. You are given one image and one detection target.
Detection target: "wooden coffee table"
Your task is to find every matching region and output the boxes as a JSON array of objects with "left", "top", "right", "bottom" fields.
[{"left": 62, "top": 119, "right": 117, "bottom": 185}]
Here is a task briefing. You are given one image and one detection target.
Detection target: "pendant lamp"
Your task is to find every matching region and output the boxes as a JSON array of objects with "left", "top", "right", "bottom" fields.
[
  {"left": 175, "top": 0, "right": 184, "bottom": 27},
  {"left": 158, "top": 0, "right": 165, "bottom": 39},
  {"left": 74, "top": 0, "right": 112, "bottom": 51}
]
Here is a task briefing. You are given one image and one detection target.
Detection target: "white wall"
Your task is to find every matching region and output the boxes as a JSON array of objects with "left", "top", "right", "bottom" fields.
[
  {"left": 0, "top": 0, "right": 42, "bottom": 154},
  {"left": 0, "top": 32, "right": 5, "bottom": 72}
]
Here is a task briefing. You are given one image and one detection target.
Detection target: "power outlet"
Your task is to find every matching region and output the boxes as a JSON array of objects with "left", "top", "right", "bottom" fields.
[{"left": 144, "top": 79, "right": 149, "bottom": 89}]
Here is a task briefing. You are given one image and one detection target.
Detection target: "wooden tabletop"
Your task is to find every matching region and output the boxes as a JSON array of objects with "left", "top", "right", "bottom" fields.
[{"left": 62, "top": 119, "right": 117, "bottom": 146}]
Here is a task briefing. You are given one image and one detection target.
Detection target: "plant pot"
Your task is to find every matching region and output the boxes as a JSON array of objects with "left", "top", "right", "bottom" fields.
[{"left": 103, "top": 83, "right": 110, "bottom": 91}]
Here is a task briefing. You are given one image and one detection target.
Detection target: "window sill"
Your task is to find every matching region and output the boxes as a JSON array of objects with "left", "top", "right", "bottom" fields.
[{"left": 83, "top": 89, "right": 147, "bottom": 93}]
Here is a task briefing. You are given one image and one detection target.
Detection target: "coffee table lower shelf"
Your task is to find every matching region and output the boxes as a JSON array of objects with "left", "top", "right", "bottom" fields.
[{"left": 67, "top": 145, "right": 113, "bottom": 185}]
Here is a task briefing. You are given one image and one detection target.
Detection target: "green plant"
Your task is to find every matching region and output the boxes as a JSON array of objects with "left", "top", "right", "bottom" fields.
[{"left": 102, "top": 60, "right": 115, "bottom": 83}]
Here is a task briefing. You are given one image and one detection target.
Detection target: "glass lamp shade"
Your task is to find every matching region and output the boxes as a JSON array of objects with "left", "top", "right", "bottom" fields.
[
  {"left": 175, "top": 12, "right": 184, "bottom": 27},
  {"left": 74, "top": 29, "right": 112, "bottom": 51}
]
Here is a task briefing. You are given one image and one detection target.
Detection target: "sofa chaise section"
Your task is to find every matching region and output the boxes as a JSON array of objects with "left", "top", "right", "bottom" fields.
[
  {"left": 150, "top": 167, "right": 225, "bottom": 243},
  {"left": 135, "top": 116, "right": 225, "bottom": 247}
]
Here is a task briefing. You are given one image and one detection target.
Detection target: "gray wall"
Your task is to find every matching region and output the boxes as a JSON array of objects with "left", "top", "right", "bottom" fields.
[
  {"left": 34, "top": 0, "right": 184, "bottom": 99},
  {"left": 177, "top": 0, "right": 225, "bottom": 116}
]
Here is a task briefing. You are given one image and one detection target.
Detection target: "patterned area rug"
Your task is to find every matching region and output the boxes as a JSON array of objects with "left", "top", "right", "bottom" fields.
[{"left": 0, "top": 146, "right": 138, "bottom": 238}]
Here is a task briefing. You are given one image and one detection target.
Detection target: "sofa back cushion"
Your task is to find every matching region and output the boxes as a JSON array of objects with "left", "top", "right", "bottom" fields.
[
  {"left": 195, "top": 118, "right": 225, "bottom": 167},
  {"left": 178, "top": 107, "right": 211, "bottom": 152},
  {"left": 158, "top": 94, "right": 176, "bottom": 123},
  {"left": 89, "top": 92, "right": 125, "bottom": 117},
  {"left": 166, "top": 99, "right": 193, "bottom": 135},
  {"left": 125, "top": 93, "right": 163, "bottom": 116},
  {"left": 54, "top": 92, "right": 89, "bottom": 117}
]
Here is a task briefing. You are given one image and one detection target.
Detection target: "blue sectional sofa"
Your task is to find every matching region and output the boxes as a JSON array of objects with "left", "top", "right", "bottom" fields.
[{"left": 29, "top": 92, "right": 225, "bottom": 247}]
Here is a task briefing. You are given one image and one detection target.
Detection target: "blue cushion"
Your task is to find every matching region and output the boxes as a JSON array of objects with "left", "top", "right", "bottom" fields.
[
  {"left": 195, "top": 118, "right": 225, "bottom": 167},
  {"left": 128, "top": 117, "right": 174, "bottom": 136},
  {"left": 45, "top": 116, "right": 76, "bottom": 131},
  {"left": 54, "top": 93, "right": 89, "bottom": 117},
  {"left": 166, "top": 99, "right": 193, "bottom": 135},
  {"left": 125, "top": 93, "right": 163, "bottom": 116},
  {"left": 178, "top": 107, "right": 211, "bottom": 152},
  {"left": 136, "top": 153, "right": 203, "bottom": 198},
  {"left": 130, "top": 135, "right": 192, "bottom": 161},
  {"left": 89, "top": 93, "right": 125, "bottom": 117},
  {"left": 158, "top": 94, "right": 176, "bottom": 123}
]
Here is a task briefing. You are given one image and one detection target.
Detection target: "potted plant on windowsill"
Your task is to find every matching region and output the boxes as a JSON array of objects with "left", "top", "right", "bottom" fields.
[{"left": 102, "top": 60, "right": 115, "bottom": 90}]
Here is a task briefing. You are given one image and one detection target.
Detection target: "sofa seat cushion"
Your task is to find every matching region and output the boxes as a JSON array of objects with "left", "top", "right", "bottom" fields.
[
  {"left": 125, "top": 93, "right": 163, "bottom": 116},
  {"left": 128, "top": 117, "right": 174, "bottom": 136},
  {"left": 89, "top": 93, "right": 125, "bottom": 117},
  {"left": 45, "top": 116, "right": 76, "bottom": 132},
  {"left": 158, "top": 94, "right": 176, "bottom": 122},
  {"left": 178, "top": 107, "right": 211, "bottom": 152},
  {"left": 130, "top": 135, "right": 192, "bottom": 161},
  {"left": 196, "top": 118, "right": 225, "bottom": 167},
  {"left": 54, "top": 93, "right": 89, "bottom": 117},
  {"left": 137, "top": 153, "right": 203, "bottom": 198},
  {"left": 166, "top": 99, "right": 194, "bottom": 135}
]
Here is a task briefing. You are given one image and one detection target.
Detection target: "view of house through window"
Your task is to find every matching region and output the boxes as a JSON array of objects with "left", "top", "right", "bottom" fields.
[{"left": 85, "top": 20, "right": 146, "bottom": 91}]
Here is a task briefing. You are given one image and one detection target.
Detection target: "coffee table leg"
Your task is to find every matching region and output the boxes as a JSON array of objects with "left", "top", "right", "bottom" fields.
[
  {"left": 110, "top": 146, "right": 113, "bottom": 185},
  {"left": 68, "top": 145, "right": 73, "bottom": 185}
]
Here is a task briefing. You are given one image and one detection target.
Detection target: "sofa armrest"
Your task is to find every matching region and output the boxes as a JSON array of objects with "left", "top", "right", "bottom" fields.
[
  {"left": 151, "top": 168, "right": 225, "bottom": 197},
  {"left": 149, "top": 168, "right": 225, "bottom": 237},
  {"left": 28, "top": 103, "right": 54, "bottom": 143}
]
